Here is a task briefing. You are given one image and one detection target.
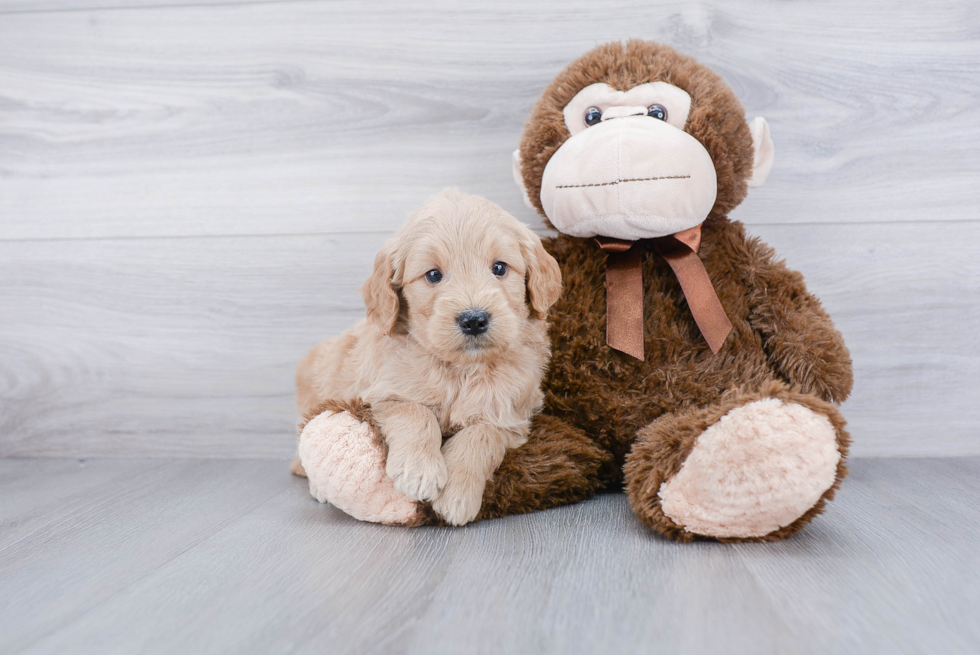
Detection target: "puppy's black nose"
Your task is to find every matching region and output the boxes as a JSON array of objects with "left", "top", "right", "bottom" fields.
[{"left": 457, "top": 309, "right": 490, "bottom": 336}]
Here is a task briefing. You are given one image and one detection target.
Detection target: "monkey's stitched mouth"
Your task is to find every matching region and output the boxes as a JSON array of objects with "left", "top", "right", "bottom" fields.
[{"left": 555, "top": 175, "right": 690, "bottom": 189}]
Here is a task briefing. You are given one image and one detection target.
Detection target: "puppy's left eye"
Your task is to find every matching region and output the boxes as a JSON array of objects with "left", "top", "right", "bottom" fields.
[
  {"left": 425, "top": 269, "right": 443, "bottom": 284},
  {"left": 491, "top": 262, "right": 508, "bottom": 277}
]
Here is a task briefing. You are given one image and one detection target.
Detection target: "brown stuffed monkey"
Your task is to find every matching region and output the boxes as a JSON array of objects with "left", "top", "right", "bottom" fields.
[{"left": 297, "top": 40, "right": 853, "bottom": 542}]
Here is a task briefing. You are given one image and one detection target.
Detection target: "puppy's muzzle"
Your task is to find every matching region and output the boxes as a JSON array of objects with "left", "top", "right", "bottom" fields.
[{"left": 457, "top": 309, "right": 490, "bottom": 336}]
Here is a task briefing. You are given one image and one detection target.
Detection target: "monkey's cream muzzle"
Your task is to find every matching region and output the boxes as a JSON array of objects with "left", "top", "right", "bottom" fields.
[{"left": 540, "top": 115, "right": 717, "bottom": 241}]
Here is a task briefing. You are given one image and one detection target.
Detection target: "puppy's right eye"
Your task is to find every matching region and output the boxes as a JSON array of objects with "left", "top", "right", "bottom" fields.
[
  {"left": 425, "top": 269, "right": 443, "bottom": 284},
  {"left": 584, "top": 106, "right": 602, "bottom": 126}
]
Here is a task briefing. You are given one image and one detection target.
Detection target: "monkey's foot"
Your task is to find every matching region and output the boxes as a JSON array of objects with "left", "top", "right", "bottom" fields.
[
  {"left": 298, "top": 410, "right": 422, "bottom": 526},
  {"left": 658, "top": 399, "right": 841, "bottom": 539}
]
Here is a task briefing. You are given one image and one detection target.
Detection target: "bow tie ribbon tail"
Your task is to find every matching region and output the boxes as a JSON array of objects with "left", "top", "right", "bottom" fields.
[{"left": 596, "top": 226, "right": 733, "bottom": 360}]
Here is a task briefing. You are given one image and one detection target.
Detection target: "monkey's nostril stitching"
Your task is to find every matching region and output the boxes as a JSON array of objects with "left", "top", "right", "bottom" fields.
[{"left": 556, "top": 175, "right": 691, "bottom": 189}]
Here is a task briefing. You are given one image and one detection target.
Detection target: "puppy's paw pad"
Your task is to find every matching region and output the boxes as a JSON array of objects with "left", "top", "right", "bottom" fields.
[{"left": 299, "top": 410, "right": 420, "bottom": 526}]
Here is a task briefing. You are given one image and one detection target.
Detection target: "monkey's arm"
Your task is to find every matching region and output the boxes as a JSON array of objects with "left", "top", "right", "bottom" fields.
[
  {"left": 471, "top": 414, "right": 614, "bottom": 521},
  {"left": 742, "top": 238, "right": 853, "bottom": 404}
]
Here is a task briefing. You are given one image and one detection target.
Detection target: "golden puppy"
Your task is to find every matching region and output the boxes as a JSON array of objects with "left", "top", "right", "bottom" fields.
[{"left": 294, "top": 188, "right": 562, "bottom": 525}]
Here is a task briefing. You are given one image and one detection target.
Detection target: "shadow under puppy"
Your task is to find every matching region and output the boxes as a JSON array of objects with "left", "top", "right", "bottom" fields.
[{"left": 293, "top": 188, "right": 562, "bottom": 525}]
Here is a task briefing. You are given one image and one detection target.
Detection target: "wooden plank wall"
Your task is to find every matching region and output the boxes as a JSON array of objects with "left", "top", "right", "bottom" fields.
[{"left": 1, "top": 0, "right": 977, "bottom": 458}]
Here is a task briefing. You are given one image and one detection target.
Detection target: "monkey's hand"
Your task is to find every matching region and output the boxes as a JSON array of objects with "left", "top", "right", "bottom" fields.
[{"left": 745, "top": 242, "right": 853, "bottom": 404}]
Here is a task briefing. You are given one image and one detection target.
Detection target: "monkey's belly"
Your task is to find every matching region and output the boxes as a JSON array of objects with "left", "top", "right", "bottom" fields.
[{"left": 543, "top": 274, "right": 774, "bottom": 456}]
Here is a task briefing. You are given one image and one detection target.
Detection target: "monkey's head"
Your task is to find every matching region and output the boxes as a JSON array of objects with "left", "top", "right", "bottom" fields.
[{"left": 513, "top": 40, "right": 774, "bottom": 240}]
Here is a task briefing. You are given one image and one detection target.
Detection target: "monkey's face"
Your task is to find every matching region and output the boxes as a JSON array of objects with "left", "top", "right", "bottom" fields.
[
  {"left": 513, "top": 41, "right": 775, "bottom": 241},
  {"left": 540, "top": 82, "right": 717, "bottom": 240}
]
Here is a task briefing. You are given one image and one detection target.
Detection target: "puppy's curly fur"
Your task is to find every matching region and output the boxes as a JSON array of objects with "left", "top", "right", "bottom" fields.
[{"left": 293, "top": 188, "right": 561, "bottom": 525}]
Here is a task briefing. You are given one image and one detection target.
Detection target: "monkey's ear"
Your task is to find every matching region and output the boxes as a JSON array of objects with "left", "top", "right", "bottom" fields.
[
  {"left": 362, "top": 244, "right": 400, "bottom": 335},
  {"left": 520, "top": 231, "right": 563, "bottom": 319},
  {"left": 746, "top": 117, "right": 775, "bottom": 188},
  {"left": 512, "top": 149, "right": 536, "bottom": 209}
]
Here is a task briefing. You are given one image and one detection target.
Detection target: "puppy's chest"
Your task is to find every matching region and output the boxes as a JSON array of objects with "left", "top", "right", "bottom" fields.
[{"left": 420, "top": 364, "right": 532, "bottom": 434}]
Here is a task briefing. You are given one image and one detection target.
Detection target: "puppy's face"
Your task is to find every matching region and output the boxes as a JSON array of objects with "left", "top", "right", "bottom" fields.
[{"left": 363, "top": 190, "right": 562, "bottom": 364}]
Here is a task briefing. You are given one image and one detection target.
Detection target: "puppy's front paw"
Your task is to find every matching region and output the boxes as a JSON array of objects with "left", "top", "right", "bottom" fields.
[
  {"left": 386, "top": 448, "right": 447, "bottom": 502},
  {"left": 432, "top": 474, "right": 485, "bottom": 526}
]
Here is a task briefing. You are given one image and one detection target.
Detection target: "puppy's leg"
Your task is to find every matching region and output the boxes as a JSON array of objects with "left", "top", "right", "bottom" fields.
[
  {"left": 374, "top": 401, "right": 447, "bottom": 502},
  {"left": 432, "top": 424, "right": 522, "bottom": 526}
]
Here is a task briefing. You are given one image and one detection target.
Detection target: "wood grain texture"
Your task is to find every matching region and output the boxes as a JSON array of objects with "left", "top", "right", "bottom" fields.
[
  {"left": 0, "top": 0, "right": 293, "bottom": 12},
  {"left": 1, "top": 222, "right": 977, "bottom": 458},
  {"left": 0, "top": 232, "right": 385, "bottom": 458},
  {"left": 1, "top": 457, "right": 977, "bottom": 655},
  {"left": 1, "top": 0, "right": 978, "bottom": 458},
  {"left": 0, "top": 458, "right": 294, "bottom": 654},
  {"left": 0, "top": 457, "right": 165, "bottom": 549},
  {"left": 0, "top": 0, "right": 978, "bottom": 240}
]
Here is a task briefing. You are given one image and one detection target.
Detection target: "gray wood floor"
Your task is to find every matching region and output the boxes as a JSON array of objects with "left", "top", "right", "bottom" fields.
[{"left": 1, "top": 457, "right": 977, "bottom": 655}]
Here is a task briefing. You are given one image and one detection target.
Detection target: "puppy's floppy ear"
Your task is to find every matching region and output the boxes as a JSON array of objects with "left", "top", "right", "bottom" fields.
[
  {"left": 363, "top": 243, "right": 400, "bottom": 335},
  {"left": 520, "top": 230, "right": 562, "bottom": 319}
]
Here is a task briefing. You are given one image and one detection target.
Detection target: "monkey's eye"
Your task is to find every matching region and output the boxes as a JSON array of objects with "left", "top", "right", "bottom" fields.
[
  {"left": 647, "top": 104, "right": 668, "bottom": 121},
  {"left": 584, "top": 106, "right": 603, "bottom": 127},
  {"left": 425, "top": 269, "right": 443, "bottom": 284},
  {"left": 491, "top": 261, "right": 508, "bottom": 277}
]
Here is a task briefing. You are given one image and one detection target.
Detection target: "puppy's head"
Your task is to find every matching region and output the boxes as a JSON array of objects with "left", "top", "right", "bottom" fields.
[{"left": 364, "top": 188, "right": 561, "bottom": 363}]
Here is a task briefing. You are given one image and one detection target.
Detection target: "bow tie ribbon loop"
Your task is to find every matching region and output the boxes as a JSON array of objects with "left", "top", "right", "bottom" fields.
[{"left": 595, "top": 224, "right": 733, "bottom": 360}]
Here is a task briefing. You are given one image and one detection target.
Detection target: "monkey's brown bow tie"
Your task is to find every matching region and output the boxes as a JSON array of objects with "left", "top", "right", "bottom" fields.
[{"left": 595, "top": 224, "right": 732, "bottom": 360}]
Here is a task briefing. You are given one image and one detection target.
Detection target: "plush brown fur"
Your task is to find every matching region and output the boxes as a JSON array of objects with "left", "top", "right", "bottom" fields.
[
  {"left": 458, "top": 214, "right": 852, "bottom": 540},
  {"left": 419, "top": 414, "right": 616, "bottom": 526},
  {"left": 464, "top": 40, "right": 851, "bottom": 540}
]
